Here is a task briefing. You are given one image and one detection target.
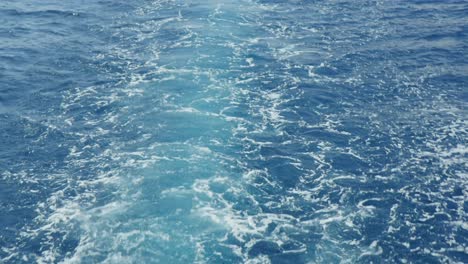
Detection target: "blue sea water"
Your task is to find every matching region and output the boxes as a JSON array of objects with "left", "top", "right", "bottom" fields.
[{"left": 0, "top": 0, "right": 467, "bottom": 263}]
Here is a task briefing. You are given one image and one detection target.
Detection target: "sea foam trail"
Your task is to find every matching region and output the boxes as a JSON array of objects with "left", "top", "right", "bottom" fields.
[{"left": 1, "top": 0, "right": 467, "bottom": 263}]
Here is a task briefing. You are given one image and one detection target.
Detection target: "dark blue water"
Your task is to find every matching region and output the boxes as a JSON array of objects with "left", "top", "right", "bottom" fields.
[{"left": 1, "top": 0, "right": 467, "bottom": 263}]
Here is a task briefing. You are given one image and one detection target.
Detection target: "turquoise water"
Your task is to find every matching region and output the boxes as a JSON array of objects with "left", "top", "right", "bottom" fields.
[{"left": 1, "top": 0, "right": 467, "bottom": 263}]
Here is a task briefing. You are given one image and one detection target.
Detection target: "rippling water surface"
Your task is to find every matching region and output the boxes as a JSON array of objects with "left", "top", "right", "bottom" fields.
[{"left": 1, "top": 0, "right": 467, "bottom": 263}]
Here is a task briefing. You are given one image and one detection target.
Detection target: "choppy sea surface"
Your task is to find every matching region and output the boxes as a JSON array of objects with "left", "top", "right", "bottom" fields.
[{"left": 1, "top": 0, "right": 467, "bottom": 263}]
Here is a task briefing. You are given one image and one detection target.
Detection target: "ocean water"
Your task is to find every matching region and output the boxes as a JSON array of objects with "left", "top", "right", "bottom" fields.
[{"left": 0, "top": 0, "right": 467, "bottom": 263}]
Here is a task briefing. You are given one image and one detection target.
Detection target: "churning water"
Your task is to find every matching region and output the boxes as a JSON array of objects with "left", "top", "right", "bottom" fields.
[{"left": 0, "top": 0, "right": 467, "bottom": 263}]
